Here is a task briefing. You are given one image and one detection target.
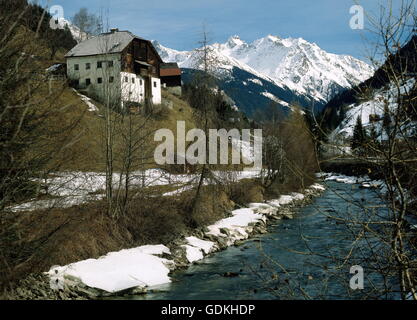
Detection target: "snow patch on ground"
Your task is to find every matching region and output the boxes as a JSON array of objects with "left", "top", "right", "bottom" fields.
[
  {"left": 182, "top": 245, "right": 204, "bottom": 263},
  {"left": 322, "top": 173, "right": 371, "bottom": 185},
  {"left": 186, "top": 236, "right": 216, "bottom": 254},
  {"left": 47, "top": 245, "right": 172, "bottom": 293},
  {"left": 9, "top": 194, "right": 105, "bottom": 213},
  {"left": 290, "top": 192, "right": 305, "bottom": 201},
  {"left": 7, "top": 169, "right": 262, "bottom": 213},
  {"left": 73, "top": 89, "right": 99, "bottom": 112},
  {"left": 206, "top": 208, "right": 265, "bottom": 240},
  {"left": 136, "top": 245, "right": 171, "bottom": 256},
  {"left": 319, "top": 172, "right": 388, "bottom": 192},
  {"left": 45, "top": 64, "right": 62, "bottom": 72},
  {"left": 275, "top": 195, "right": 294, "bottom": 205},
  {"left": 310, "top": 183, "right": 326, "bottom": 191},
  {"left": 261, "top": 91, "right": 289, "bottom": 106},
  {"left": 248, "top": 78, "right": 263, "bottom": 86}
]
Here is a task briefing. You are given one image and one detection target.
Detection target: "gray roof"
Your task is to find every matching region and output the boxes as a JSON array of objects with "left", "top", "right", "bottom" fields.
[
  {"left": 161, "top": 62, "right": 179, "bottom": 69},
  {"left": 65, "top": 31, "right": 144, "bottom": 57}
]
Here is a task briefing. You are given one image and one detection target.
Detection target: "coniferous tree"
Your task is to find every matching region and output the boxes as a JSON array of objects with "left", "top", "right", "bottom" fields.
[
  {"left": 351, "top": 116, "right": 366, "bottom": 153},
  {"left": 382, "top": 104, "right": 392, "bottom": 138}
]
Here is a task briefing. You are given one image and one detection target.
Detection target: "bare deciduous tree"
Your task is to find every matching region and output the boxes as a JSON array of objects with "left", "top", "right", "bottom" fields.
[
  {"left": 0, "top": 3, "right": 85, "bottom": 290},
  {"left": 72, "top": 8, "right": 100, "bottom": 40}
]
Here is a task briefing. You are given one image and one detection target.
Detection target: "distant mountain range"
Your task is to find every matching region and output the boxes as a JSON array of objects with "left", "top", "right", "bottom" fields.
[{"left": 153, "top": 35, "right": 374, "bottom": 116}]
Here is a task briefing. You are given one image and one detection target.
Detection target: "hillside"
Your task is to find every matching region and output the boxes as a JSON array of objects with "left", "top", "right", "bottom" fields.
[
  {"left": 37, "top": 86, "right": 198, "bottom": 172},
  {"left": 329, "top": 78, "right": 416, "bottom": 143},
  {"left": 181, "top": 67, "right": 314, "bottom": 116},
  {"left": 322, "top": 36, "right": 417, "bottom": 131},
  {"left": 0, "top": 0, "right": 76, "bottom": 60}
]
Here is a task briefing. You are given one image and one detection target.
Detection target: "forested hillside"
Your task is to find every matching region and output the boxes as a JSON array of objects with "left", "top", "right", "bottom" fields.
[{"left": 321, "top": 36, "right": 417, "bottom": 131}]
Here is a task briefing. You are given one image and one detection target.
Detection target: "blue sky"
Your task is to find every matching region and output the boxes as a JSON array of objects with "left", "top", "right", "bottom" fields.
[{"left": 40, "top": 0, "right": 408, "bottom": 60}]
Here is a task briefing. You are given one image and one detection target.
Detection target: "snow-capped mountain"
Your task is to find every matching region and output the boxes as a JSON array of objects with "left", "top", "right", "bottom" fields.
[
  {"left": 56, "top": 18, "right": 87, "bottom": 43},
  {"left": 153, "top": 39, "right": 277, "bottom": 85},
  {"left": 153, "top": 35, "right": 374, "bottom": 104}
]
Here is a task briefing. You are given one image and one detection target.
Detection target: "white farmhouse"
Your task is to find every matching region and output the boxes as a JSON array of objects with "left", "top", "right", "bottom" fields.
[{"left": 65, "top": 29, "right": 163, "bottom": 109}]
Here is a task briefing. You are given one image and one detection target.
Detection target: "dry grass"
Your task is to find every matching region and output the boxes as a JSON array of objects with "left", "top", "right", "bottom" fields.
[
  {"left": 44, "top": 88, "right": 198, "bottom": 172},
  {"left": 1, "top": 182, "right": 236, "bottom": 285},
  {"left": 228, "top": 178, "right": 264, "bottom": 205}
]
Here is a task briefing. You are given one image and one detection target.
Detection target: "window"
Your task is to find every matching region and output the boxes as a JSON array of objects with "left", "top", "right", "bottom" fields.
[
  {"left": 124, "top": 76, "right": 128, "bottom": 83},
  {"left": 108, "top": 61, "right": 114, "bottom": 67},
  {"left": 73, "top": 79, "right": 79, "bottom": 87},
  {"left": 74, "top": 64, "right": 79, "bottom": 71},
  {"left": 97, "top": 77, "right": 102, "bottom": 84},
  {"left": 97, "top": 61, "right": 102, "bottom": 68},
  {"left": 109, "top": 76, "right": 114, "bottom": 83},
  {"left": 132, "top": 78, "right": 135, "bottom": 84},
  {"left": 153, "top": 81, "right": 157, "bottom": 88},
  {"left": 86, "top": 78, "right": 91, "bottom": 86},
  {"left": 86, "top": 63, "right": 91, "bottom": 70},
  {"left": 140, "top": 79, "right": 143, "bottom": 85}
]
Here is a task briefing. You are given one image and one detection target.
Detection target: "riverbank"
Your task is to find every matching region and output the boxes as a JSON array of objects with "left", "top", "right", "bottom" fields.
[
  {"left": 6, "top": 183, "right": 326, "bottom": 300},
  {"left": 137, "top": 179, "right": 404, "bottom": 300}
]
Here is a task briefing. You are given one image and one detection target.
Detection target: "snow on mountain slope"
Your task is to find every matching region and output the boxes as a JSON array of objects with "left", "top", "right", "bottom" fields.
[
  {"left": 153, "top": 35, "right": 374, "bottom": 103},
  {"left": 330, "top": 78, "right": 416, "bottom": 142},
  {"left": 56, "top": 18, "right": 87, "bottom": 43},
  {"left": 180, "top": 66, "right": 315, "bottom": 116},
  {"left": 153, "top": 39, "right": 281, "bottom": 86},
  {"left": 216, "top": 35, "right": 374, "bottom": 101}
]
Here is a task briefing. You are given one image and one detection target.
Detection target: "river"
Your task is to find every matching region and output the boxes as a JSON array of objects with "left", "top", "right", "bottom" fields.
[{"left": 129, "top": 180, "right": 401, "bottom": 300}]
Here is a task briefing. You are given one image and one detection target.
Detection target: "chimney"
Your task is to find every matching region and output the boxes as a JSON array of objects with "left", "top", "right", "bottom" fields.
[{"left": 110, "top": 28, "right": 119, "bottom": 33}]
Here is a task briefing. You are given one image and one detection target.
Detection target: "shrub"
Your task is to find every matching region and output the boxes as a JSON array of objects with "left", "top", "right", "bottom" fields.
[
  {"left": 151, "top": 104, "right": 171, "bottom": 121},
  {"left": 229, "top": 179, "right": 264, "bottom": 205},
  {"left": 177, "top": 186, "right": 233, "bottom": 228},
  {"left": 124, "top": 197, "right": 186, "bottom": 244}
]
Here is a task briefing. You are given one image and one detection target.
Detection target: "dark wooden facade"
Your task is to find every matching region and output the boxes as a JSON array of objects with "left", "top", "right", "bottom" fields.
[
  {"left": 121, "top": 38, "right": 162, "bottom": 78},
  {"left": 121, "top": 38, "right": 163, "bottom": 102},
  {"left": 160, "top": 63, "right": 182, "bottom": 87}
]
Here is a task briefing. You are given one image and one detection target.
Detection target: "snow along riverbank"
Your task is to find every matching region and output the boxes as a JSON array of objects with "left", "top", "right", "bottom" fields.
[
  {"left": 7, "top": 169, "right": 261, "bottom": 213},
  {"left": 44, "top": 183, "right": 326, "bottom": 298},
  {"left": 317, "top": 172, "right": 388, "bottom": 192},
  {"left": 318, "top": 172, "right": 415, "bottom": 222}
]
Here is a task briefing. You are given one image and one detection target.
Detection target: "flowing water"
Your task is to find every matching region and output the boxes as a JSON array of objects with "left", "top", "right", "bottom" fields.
[{"left": 130, "top": 181, "right": 402, "bottom": 300}]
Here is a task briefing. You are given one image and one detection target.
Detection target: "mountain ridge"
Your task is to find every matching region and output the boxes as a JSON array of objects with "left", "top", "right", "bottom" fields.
[{"left": 153, "top": 35, "right": 374, "bottom": 105}]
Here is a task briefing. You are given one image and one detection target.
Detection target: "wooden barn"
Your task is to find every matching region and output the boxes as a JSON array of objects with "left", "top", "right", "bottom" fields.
[{"left": 160, "top": 62, "right": 182, "bottom": 95}]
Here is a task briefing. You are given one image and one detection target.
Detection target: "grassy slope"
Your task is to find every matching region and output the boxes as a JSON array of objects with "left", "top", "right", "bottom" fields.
[
  {"left": 49, "top": 87, "right": 198, "bottom": 172},
  {"left": 10, "top": 26, "right": 198, "bottom": 173}
]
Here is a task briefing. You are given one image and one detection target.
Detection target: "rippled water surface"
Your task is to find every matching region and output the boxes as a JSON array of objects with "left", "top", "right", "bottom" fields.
[{"left": 130, "top": 181, "right": 401, "bottom": 300}]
